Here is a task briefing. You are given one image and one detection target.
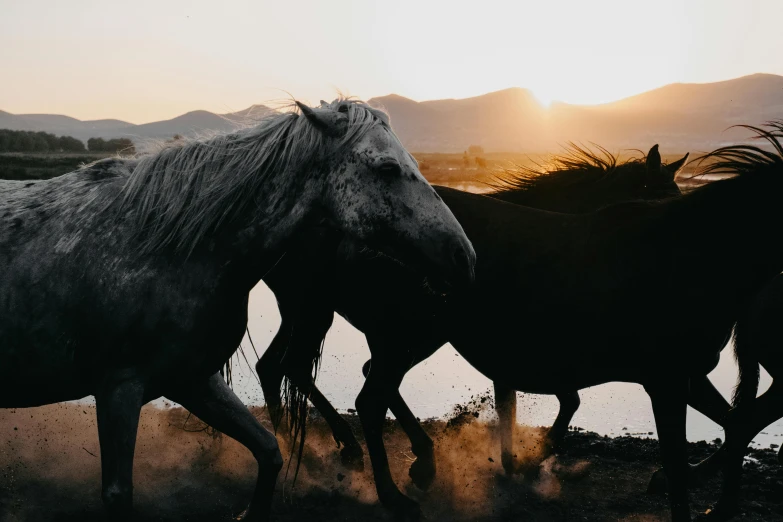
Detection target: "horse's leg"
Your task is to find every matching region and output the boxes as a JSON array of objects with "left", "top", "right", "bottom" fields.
[
  {"left": 645, "top": 378, "right": 692, "bottom": 522},
  {"left": 701, "top": 380, "right": 783, "bottom": 521},
  {"left": 166, "top": 372, "right": 283, "bottom": 522},
  {"left": 356, "top": 348, "right": 420, "bottom": 520},
  {"left": 287, "top": 371, "right": 365, "bottom": 470},
  {"left": 687, "top": 375, "right": 731, "bottom": 426},
  {"left": 362, "top": 358, "right": 436, "bottom": 490},
  {"left": 258, "top": 296, "right": 363, "bottom": 468},
  {"left": 95, "top": 373, "right": 147, "bottom": 519},
  {"left": 494, "top": 386, "right": 578, "bottom": 476},
  {"left": 548, "top": 391, "right": 580, "bottom": 449},
  {"left": 493, "top": 382, "right": 517, "bottom": 475},
  {"left": 649, "top": 375, "right": 732, "bottom": 494},
  {"left": 257, "top": 319, "right": 291, "bottom": 430},
  {"left": 683, "top": 375, "right": 731, "bottom": 481},
  {"left": 283, "top": 305, "right": 364, "bottom": 469}
]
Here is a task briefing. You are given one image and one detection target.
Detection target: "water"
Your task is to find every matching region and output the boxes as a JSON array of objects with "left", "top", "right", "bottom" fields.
[{"left": 224, "top": 283, "right": 783, "bottom": 449}]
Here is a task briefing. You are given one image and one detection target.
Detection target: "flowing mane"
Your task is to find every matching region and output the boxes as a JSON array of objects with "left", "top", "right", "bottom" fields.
[
  {"left": 484, "top": 143, "right": 650, "bottom": 206},
  {"left": 697, "top": 121, "right": 783, "bottom": 177},
  {"left": 111, "top": 98, "right": 390, "bottom": 255}
]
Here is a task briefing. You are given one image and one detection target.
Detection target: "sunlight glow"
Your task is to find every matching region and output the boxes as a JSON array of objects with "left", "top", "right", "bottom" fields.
[
  {"left": 1, "top": 0, "right": 782, "bottom": 122},
  {"left": 531, "top": 89, "right": 553, "bottom": 108}
]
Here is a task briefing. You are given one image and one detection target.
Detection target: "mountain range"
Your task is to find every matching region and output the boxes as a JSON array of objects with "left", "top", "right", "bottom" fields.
[
  {"left": 0, "top": 105, "right": 274, "bottom": 143},
  {"left": 3, "top": 74, "right": 782, "bottom": 152}
]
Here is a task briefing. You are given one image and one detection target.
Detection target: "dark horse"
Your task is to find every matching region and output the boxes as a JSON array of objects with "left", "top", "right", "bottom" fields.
[
  {"left": 0, "top": 99, "right": 476, "bottom": 521},
  {"left": 687, "top": 125, "right": 783, "bottom": 521},
  {"left": 258, "top": 147, "right": 692, "bottom": 502},
  {"left": 258, "top": 145, "right": 692, "bottom": 468},
  {"left": 260, "top": 124, "right": 783, "bottom": 522}
]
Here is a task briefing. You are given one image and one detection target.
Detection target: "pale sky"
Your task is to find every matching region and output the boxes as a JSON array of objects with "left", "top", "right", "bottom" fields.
[{"left": 2, "top": 0, "right": 782, "bottom": 124}]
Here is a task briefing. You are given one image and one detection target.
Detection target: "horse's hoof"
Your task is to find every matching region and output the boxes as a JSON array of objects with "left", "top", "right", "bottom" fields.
[
  {"left": 647, "top": 467, "right": 668, "bottom": 495},
  {"left": 409, "top": 457, "right": 436, "bottom": 490},
  {"left": 340, "top": 444, "right": 365, "bottom": 472}
]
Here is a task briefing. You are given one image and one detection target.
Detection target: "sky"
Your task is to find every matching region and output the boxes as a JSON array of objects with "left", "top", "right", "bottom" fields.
[{"left": 2, "top": 0, "right": 782, "bottom": 124}]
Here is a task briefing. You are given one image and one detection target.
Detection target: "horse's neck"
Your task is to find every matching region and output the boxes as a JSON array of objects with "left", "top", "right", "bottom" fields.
[
  {"left": 435, "top": 186, "right": 572, "bottom": 267},
  {"left": 208, "top": 175, "right": 324, "bottom": 292},
  {"left": 490, "top": 169, "right": 623, "bottom": 213}
]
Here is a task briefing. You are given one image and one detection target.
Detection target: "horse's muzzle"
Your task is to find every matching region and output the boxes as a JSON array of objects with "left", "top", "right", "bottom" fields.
[{"left": 445, "top": 238, "right": 476, "bottom": 288}]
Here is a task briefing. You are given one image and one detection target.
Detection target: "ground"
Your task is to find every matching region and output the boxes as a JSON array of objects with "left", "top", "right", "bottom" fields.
[{"left": 0, "top": 403, "right": 780, "bottom": 522}]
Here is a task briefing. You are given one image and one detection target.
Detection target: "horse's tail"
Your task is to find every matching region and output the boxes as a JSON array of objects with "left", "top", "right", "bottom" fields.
[
  {"left": 280, "top": 310, "right": 333, "bottom": 484},
  {"left": 732, "top": 320, "right": 760, "bottom": 408}
]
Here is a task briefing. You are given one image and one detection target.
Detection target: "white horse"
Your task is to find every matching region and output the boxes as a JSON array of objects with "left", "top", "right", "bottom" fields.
[{"left": 0, "top": 98, "right": 475, "bottom": 521}]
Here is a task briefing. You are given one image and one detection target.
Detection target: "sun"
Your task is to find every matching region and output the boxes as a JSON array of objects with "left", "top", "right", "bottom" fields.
[{"left": 531, "top": 89, "right": 553, "bottom": 108}]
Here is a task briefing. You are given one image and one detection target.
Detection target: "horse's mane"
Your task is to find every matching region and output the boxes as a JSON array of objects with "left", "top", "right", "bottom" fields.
[
  {"left": 114, "top": 98, "right": 389, "bottom": 255},
  {"left": 696, "top": 121, "right": 783, "bottom": 177},
  {"left": 484, "top": 143, "right": 649, "bottom": 205}
]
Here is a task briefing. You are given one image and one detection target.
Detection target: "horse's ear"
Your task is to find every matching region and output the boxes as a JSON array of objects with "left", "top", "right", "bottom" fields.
[
  {"left": 646, "top": 144, "right": 661, "bottom": 174},
  {"left": 645, "top": 144, "right": 666, "bottom": 185},
  {"left": 664, "top": 152, "right": 690, "bottom": 180},
  {"left": 296, "top": 101, "right": 347, "bottom": 137}
]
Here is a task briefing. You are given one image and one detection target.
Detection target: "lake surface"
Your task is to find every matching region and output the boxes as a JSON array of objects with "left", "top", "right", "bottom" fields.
[{"left": 223, "top": 282, "right": 783, "bottom": 449}]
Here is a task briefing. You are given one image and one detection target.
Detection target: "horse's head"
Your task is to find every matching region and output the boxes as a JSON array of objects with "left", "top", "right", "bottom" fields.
[{"left": 297, "top": 99, "right": 475, "bottom": 287}]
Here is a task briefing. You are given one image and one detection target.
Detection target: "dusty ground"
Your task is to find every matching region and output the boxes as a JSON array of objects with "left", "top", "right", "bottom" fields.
[{"left": 0, "top": 402, "right": 780, "bottom": 522}]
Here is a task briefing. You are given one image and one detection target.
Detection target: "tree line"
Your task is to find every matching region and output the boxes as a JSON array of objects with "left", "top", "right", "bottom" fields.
[
  {"left": 0, "top": 129, "right": 85, "bottom": 153},
  {"left": 86, "top": 137, "right": 135, "bottom": 154},
  {"left": 0, "top": 129, "right": 135, "bottom": 154}
]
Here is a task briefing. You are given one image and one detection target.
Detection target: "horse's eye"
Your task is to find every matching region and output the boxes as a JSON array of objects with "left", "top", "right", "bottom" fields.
[{"left": 379, "top": 162, "right": 401, "bottom": 176}]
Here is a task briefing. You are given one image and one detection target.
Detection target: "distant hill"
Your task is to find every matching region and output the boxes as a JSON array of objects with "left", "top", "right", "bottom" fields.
[
  {"left": 368, "top": 73, "right": 783, "bottom": 152},
  {"left": 0, "top": 105, "right": 275, "bottom": 143},
  {"left": 369, "top": 88, "right": 549, "bottom": 152},
  {"left": 2, "top": 74, "right": 782, "bottom": 152}
]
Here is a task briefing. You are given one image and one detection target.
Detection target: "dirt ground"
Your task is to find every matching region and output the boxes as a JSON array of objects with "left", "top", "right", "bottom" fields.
[{"left": 0, "top": 402, "right": 780, "bottom": 522}]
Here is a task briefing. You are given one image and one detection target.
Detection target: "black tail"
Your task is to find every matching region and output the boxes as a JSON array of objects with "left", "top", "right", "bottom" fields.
[
  {"left": 731, "top": 320, "right": 761, "bottom": 408},
  {"left": 279, "top": 316, "right": 331, "bottom": 484}
]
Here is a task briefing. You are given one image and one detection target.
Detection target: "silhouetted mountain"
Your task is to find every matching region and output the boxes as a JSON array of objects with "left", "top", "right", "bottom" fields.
[
  {"left": 0, "top": 105, "right": 274, "bottom": 143},
  {"left": 129, "top": 110, "right": 238, "bottom": 139},
  {"left": 3, "top": 74, "right": 782, "bottom": 151},
  {"left": 369, "top": 74, "right": 783, "bottom": 152}
]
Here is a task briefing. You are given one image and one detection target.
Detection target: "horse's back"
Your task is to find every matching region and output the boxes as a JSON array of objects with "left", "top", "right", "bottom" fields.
[{"left": 0, "top": 158, "right": 138, "bottom": 406}]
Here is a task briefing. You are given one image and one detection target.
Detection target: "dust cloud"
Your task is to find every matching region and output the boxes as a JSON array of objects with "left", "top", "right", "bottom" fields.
[{"left": 3, "top": 398, "right": 776, "bottom": 521}]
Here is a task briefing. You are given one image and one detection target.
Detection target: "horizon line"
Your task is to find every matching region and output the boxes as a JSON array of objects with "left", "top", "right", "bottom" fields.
[{"left": 2, "top": 71, "right": 779, "bottom": 126}]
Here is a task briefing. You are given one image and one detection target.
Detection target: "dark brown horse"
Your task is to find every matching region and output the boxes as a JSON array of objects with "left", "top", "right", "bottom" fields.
[
  {"left": 0, "top": 99, "right": 476, "bottom": 521},
  {"left": 261, "top": 125, "right": 783, "bottom": 521},
  {"left": 258, "top": 145, "right": 692, "bottom": 470},
  {"left": 689, "top": 126, "right": 783, "bottom": 521}
]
